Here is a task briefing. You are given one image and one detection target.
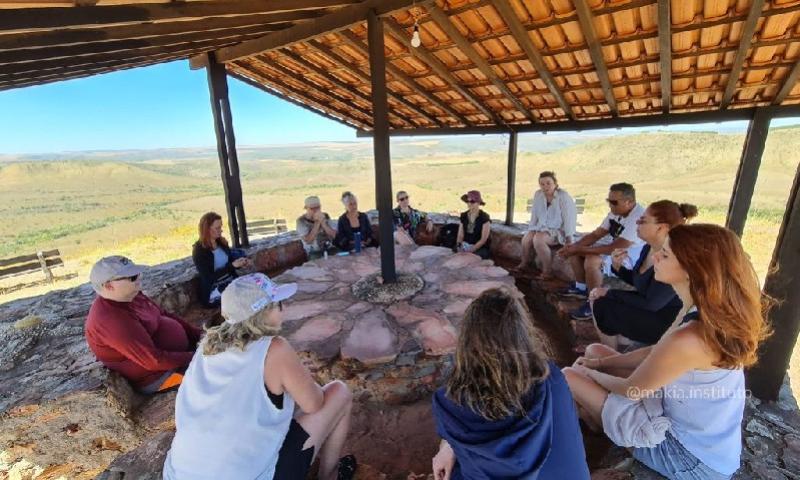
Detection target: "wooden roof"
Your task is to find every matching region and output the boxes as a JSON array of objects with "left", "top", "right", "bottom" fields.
[{"left": 2, "top": 0, "right": 800, "bottom": 131}]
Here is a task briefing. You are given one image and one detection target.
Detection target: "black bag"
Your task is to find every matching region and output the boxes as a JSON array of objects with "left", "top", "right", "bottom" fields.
[{"left": 437, "top": 223, "right": 460, "bottom": 250}]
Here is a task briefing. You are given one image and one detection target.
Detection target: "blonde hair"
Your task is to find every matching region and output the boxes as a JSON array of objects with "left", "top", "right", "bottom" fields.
[{"left": 202, "top": 307, "right": 280, "bottom": 356}]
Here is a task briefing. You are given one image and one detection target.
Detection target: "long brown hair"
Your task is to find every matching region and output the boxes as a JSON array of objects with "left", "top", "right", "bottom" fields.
[
  {"left": 648, "top": 200, "right": 698, "bottom": 228},
  {"left": 668, "top": 224, "right": 770, "bottom": 368},
  {"left": 446, "top": 288, "right": 549, "bottom": 420},
  {"left": 198, "top": 212, "right": 228, "bottom": 250}
]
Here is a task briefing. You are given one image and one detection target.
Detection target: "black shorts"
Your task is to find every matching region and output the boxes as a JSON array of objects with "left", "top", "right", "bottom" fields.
[{"left": 273, "top": 419, "right": 314, "bottom": 479}]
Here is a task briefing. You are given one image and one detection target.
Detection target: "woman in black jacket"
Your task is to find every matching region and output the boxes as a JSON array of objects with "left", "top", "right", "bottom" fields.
[
  {"left": 192, "top": 212, "right": 251, "bottom": 306},
  {"left": 334, "top": 191, "right": 375, "bottom": 251},
  {"left": 590, "top": 200, "right": 698, "bottom": 349}
]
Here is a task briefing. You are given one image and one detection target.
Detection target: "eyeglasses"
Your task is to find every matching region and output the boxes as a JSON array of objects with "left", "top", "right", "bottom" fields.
[
  {"left": 636, "top": 218, "right": 657, "bottom": 225},
  {"left": 606, "top": 199, "right": 619, "bottom": 206},
  {"left": 398, "top": 196, "right": 409, "bottom": 201},
  {"left": 113, "top": 273, "right": 140, "bottom": 283}
]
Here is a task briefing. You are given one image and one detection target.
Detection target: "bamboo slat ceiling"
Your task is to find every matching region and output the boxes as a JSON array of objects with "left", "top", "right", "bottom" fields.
[{"left": 2, "top": 0, "right": 800, "bottom": 131}]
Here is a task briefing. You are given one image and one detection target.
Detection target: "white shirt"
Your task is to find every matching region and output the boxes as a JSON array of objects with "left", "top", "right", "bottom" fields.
[
  {"left": 597, "top": 203, "right": 646, "bottom": 263},
  {"left": 528, "top": 188, "right": 577, "bottom": 244}
]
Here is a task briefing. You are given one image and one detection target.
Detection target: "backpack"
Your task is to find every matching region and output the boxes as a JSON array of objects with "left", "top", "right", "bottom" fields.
[{"left": 437, "top": 223, "right": 460, "bottom": 250}]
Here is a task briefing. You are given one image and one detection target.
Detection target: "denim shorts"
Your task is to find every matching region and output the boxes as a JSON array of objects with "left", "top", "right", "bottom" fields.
[{"left": 633, "top": 432, "right": 732, "bottom": 480}]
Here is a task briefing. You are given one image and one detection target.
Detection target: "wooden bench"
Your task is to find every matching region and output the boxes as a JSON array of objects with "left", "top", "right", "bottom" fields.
[
  {"left": 247, "top": 218, "right": 288, "bottom": 239},
  {"left": 0, "top": 249, "right": 75, "bottom": 294}
]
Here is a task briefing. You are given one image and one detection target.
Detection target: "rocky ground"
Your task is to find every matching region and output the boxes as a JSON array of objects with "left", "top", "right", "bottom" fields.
[{"left": 1, "top": 222, "right": 798, "bottom": 479}]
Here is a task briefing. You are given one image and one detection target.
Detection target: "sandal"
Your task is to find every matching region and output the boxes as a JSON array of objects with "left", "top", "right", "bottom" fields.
[{"left": 337, "top": 454, "right": 358, "bottom": 480}]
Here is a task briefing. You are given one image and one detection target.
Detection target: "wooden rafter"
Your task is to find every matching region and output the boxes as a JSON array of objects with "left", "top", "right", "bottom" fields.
[
  {"left": 0, "top": 0, "right": 356, "bottom": 34},
  {"left": 329, "top": 32, "right": 471, "bottom": 126},
  {"left": 279, "top": 48, "right": 415, "bottom": 127},
  {"left": 773, "top": 58, "right": 800, "bottom": 105},
  {"left": 214, "top": 0, "right": 417, "bottom": 63},
  {"left": 427, "top": 3, "right": 536, "bottom": 122},
  {"left": 490, "top": 0, "right": 573, "bottom": 120},
  {"left": 658, "top": 0, "right": 671, "bottom": 113},
  {"left": 572, "top": 0, "right": 618, "bottom": 116},
  {"left": 305, "top": 39, "right": 443, "bottom": 127},
  {"left": 382, "top": 18, "right": 502, "bottom": 125},
  {"left": 721, "top": 0, "right": 766, "bottom": 109}
]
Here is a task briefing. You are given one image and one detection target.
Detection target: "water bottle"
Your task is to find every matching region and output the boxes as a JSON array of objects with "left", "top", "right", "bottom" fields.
[{"left": 354, "top": 231, "right": 362, "bottom": 253}]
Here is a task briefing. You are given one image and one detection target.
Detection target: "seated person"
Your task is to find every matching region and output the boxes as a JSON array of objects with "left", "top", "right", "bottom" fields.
[
  {"left": 163, "top": 273, "right": 357, "bottom": 480},
  {"left": 432, "top": 287, "right": 590, "bottom": 480},
  {"left": 563, "top": 224, "right": 767, "bottom": 480},
  {"left": 590, "top": 200, "right": 698, "bottom": 349},
  {"left": 516, "top": 171, "right": 577, "bottom": 278},
  {"left": 557, "top": 183, "right": 645, "bottom": 320},
  {"left": 334, "top": 191, "right": 375, "bottom": 251},
  {"left": 296, "top": 195, "right": 337, "bottom": 258},
  {"left": 85, "top": 256, "right": 202, "bottom": 394},
  {"left": 456, "top": 190, "right": 491, "bottom": 259},
  {"left": 392, "top": 190, "right": 433, "bottom": 246},
  {"left": 192, "top": 212, "right": 251, "bottom": 307}
]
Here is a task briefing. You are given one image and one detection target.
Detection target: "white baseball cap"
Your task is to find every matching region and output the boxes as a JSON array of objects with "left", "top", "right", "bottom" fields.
[
  {"left": 89, "top": 256, "right": 146, "bottom": 293},
  {"left": 221, "top": 273, "right": 297, "bottom": 324}
]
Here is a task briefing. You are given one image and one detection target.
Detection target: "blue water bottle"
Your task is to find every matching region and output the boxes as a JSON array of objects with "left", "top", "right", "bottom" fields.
[{"left": 353, "top": 231, "right": 362, "bottom": 253}]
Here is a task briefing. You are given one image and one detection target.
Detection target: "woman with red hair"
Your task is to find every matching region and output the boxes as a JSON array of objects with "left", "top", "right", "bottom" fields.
[
  {"left": 192, "top": 212, "right": 251, "bottom": 307},
  {"left": 563, "top": 224, "right": 770, "bottom": 479}
]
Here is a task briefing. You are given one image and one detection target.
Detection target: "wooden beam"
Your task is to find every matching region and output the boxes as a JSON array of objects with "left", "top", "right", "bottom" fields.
[
  {"left": 306, "top": 41, "right": 441, "bottom": 127},
  {"left": 383, "top": 18, "right": 502, "bottom": 125},
  {"left": 354, "top": 105, "right": 800, "bottom": 136},
  {"left": 280, "top": 48, "right": 416, "bottom": 127},
  {"left": 658, "top": 0, "right": 671, "bottom": 113},
  {"left": 367, "top": 10, "right": 397, "bottom": 283},
  {"left": 721, "top": 0, "right": 766, "bottom": 109},
  {"left": 206, "top": 53, "right": 249, "bottom": 248},
  {"left": 0, "top": 12, "right": 302, "bottom": 52},
  {"left": 0, "top": 0, "right": 357, "bottom": 34},
  {"left": 229, "top": 70, "right": 362, "bottom": 130},
  {"left": 0, "top": 24, "right": 277, "bottom": 66},
  {"left": 573, "top": 0, "right": 619, "bottom": 116},
  {"left": 214, "top": 0, "right": 417, "bottom": 63},
  {"left": 247, "top": 56, "right": 376, "bottom": 127},
  {"left": 427, "top": 3, "right": 536, "bottom": 122},
  {"left": 232, "top": 61, "right": 371, "bottom": 130},
  {"left": 505, "top": 131, "right": 518, "bottom": 226},
  {"left": 746, "top": 160, "right": 800, "bottom": 400},
  {"left": 726, "top": 108, "right": 771, "bottom": 237},
  {"left": 773, "top": 58, "right": 800, "bottom": 105},
  {"left": 335, "top": 31, "right": 471, "bottom": 126},
  {"left": 490, "top": 0, "right": 573, "bottom": 120}
]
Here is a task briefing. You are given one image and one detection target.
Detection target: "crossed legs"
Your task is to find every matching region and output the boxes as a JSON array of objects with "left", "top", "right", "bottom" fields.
[{"left": 295, "top": 381, "right": 354, "bottom": 480}]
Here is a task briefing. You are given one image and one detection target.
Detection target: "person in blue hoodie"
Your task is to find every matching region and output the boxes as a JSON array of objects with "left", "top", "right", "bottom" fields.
[{"left": 431, "top": 287, "right": 590, "bottom": 480}]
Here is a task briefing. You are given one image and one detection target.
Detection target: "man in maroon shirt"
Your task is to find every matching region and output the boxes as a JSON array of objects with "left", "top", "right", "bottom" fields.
[{"left": 85, "top": 256, "right": 203, "bottom": 393}]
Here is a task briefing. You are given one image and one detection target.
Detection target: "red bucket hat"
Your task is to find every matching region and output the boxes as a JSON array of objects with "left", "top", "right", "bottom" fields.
[{"left": 460, "top": 190, "right": 485, "bottom": 206}]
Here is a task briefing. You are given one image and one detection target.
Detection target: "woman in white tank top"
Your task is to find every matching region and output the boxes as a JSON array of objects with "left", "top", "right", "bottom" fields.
[
  {"left": 562, "top": 224, "right": 769, "bottom": 479},
  {"left": 163, "top": 273, "right": 357, "bottom": 480}
]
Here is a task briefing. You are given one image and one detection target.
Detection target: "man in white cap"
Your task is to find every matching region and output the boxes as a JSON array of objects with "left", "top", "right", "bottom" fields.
[
  {"left": 85, "top": 255, "right": 203, "bottom": 393},
  {"left": 296, "top": 195, "right": 337, "bottom": 258}
]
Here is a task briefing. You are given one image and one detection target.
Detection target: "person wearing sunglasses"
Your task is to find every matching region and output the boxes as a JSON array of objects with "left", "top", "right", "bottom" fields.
[
  {"left": 164, "top": 273, "right": 357, "bottom": 480},
  {"left": 85, "top": 256, "right": 203, "bottom": 394},
  {"left": 392, "top": 190, "right": 434, "bottom": 246},
  {"left": 296, "top": 196, "right": 337, "bottom": 258},
  {"left": 456, "top": 190, "right": 492, "bottom": 259},
  {"left": 557, "top": 183, "right": 645, "bottom": 320}
]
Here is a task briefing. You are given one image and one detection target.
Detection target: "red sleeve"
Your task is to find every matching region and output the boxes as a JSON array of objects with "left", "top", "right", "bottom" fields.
[{"left": 95, "top": 306, "right": 194, "bottom": 371}]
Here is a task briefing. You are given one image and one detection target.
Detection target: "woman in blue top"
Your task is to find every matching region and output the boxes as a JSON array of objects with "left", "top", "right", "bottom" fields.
[
  {"left": 590, "top": 200, "right": 697, "bottom": 349},
  {"left": 192, "top": 212, "right": 251, "bottom": 307},
  {"left": 431, "top": 287, "right": 590, "bottom": 480},
  {"left": 334, "top": 191, "right": 375, "bottom": 251}
]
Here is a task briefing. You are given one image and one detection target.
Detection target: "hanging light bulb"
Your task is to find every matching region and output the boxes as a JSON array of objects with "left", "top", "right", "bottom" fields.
[{"left": 411, "top": 21, "right": 421, "bottom": 48}]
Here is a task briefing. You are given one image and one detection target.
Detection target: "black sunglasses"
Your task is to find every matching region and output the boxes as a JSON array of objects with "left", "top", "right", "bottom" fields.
[
  {"left": 398, "top": 196, "right": 409, "bottom": 201},
  {"left": 114, "top": 273, "right": 140, "bottom": 282},
  {"left": 467, "top": 199, "right": 478, "bottom": 204},
  {"left": 606, "top": 199, "right": 619, "bottom": 206}
]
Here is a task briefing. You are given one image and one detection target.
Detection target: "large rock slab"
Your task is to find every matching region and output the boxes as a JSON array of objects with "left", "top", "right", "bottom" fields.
[{"left": 341, "top": 310, "right": 398, "bottom": 365}]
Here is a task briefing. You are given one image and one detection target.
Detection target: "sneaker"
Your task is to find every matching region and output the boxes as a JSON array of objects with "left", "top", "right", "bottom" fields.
[
  {"left": 560, "top": 285, "right": 588, "bottom": 298},
  {"left": 337, "top": 454, "right": 357, "bottom": 480},
  {"left": 570, "top": 302, "right": 593, "bottom": 320}
]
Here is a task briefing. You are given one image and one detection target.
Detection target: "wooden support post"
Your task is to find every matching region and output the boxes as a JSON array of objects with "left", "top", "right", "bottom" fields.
[
  {"left": 726, "top": 108, "right": 771, "bottom": 237},
  {"left": 367, "top": 10, "right": 396, "bottom": 283},
  {"left": 206, "top": 53, "right": 249, "bottom": 248},
  {"left": 746, "top": 160, "right": 800, "bottom": 400},
  {"left": 505, "top": 131, "right": 518, "bottom": 226},
  {"left": 36, "top": 251, "right": 53, "bottom": 284}
]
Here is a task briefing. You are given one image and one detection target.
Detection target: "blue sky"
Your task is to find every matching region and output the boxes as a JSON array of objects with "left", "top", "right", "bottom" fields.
[{"left": 1, "top": 59, "right": 798, "bottom": 155}]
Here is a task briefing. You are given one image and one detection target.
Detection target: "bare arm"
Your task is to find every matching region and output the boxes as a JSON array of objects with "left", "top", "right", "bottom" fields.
[
  {"left": 456, "top": 223, "right": 464, "bottom": 246},
  {"left": 471, "top": 222, "right": 491, "bottom": 251},
  {"left": 265, "top": 336, "right": 324, "bottom": 413},
  {"left": 302, "top": 222, "right": 322, "bottom": 244},
  {"left": 576, "top": 236, "right": 632, "bottom": 256},
  {"left": 320, "top": 215, "right": 337, "bottom": 238}
]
